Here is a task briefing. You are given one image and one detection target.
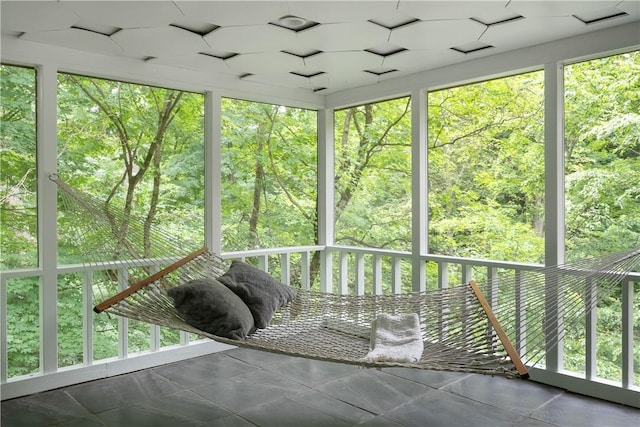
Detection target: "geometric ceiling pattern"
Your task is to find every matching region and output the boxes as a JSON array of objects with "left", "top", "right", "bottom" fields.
[{"left": 2, "top": 1, "right": 639, "bottom": 95}]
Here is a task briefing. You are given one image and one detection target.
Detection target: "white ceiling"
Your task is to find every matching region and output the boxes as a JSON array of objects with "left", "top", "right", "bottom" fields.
[{"left": 2, "top": 1, "right": 639, "bottom": 95}]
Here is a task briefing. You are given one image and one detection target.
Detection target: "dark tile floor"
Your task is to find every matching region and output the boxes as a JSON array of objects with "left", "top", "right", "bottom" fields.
[{"left": 2, "top": 347, "right": 639, "bottom": 426}]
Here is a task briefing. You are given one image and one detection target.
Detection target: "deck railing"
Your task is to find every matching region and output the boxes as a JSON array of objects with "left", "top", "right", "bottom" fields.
[{"left": 1, "top": 246, "right": 638, "bottom": 406}]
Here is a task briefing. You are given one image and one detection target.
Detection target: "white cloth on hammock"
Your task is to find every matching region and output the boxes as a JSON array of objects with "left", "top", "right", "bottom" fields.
[{"left": 363, "top": 313, "right": 423, "bottom": 363}]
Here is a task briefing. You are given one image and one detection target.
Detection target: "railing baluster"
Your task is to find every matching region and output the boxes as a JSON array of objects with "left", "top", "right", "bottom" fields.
[
  {"left": 438, "top": 262, "right": 449, "bottom": 341},
  {"left": 585, "top": 276, "right": 596, "bottom": 380},
  {"left": 355, "top": 253, "right": 365, "bottom": 296},
  {"left": 391, "top": 257, "right": 402, "bottom": 294},
  {"left": 515, "top": 269, "right": 526, "bottom": 356},
  {"left": 118, "top": 268, "right": 129, "bottom": 358},
  {"left": 280, "top": 253, "right": 291, "bottom": 286},
  {"left": 83, "top": 272, "right": 94, "bottom": 365},
  {"left": 339, "top": 251, "right": 349, "bottom": 294},
  {"left": 301, "top": 251, "right": 311, "bottom": 290},
  {"left": 258, "top": 255, "right": 268, "bottom": 272},
  {"left": 373, "top": 255, "right": 383, "bottom": 295},
  {"left": 621, "top": 279, "right": 633, "bottom": 388}
]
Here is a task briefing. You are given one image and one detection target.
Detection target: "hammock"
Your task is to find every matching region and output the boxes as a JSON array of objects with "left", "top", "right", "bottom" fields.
[{"left": 51, "top": 175, "right": 640, "bottom": 379}]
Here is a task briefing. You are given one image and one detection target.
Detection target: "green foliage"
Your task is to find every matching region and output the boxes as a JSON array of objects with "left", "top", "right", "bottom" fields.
[
  {"left": 220, "top": 99, "right": 317, "bottom": 251},
  {"left": 0, "top": 65, "right": 38, "bottom": 269},
  {"left": 334, "top": 97, "right": 412, "bottom": 251},
  {"left": 1, "top": 51, "right": 638, "bottom": 385},
  {"left": 6, "top": 277, "right": 40, "bottom": 377},
  {"left": 428, "top": 71, "right": 545, "bottom": 263},
  {"left": 565, "top": 51, "right": 640, "bottom": 260}
]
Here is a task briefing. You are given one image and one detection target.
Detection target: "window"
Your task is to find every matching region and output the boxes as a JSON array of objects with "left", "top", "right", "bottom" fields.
[
  {"left": 427, "top": 71, "right": 545, "bottom": 264},
  {"left": 564, "top": 51, "right": 640, "bottom": 260},
  {"left": 334, "top": 97, "right": 412, "bottom": 251},
  {"left": 563, "top": 50, "right": 640, "bottom": 384},
  {"left": 221, "top": 98, "right": 317, "bottom": 251},
  {"left": 1, "top": 65, "right": 40, "bottom": 377},
  {"left": 56, "top": 74, "right": 206, "bottom": 360},
  {"left": 1, "top": 64, "right": 37, "bottom": 269}
]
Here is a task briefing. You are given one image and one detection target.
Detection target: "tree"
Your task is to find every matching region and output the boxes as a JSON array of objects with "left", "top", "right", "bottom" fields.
[{"left": 427, "top": 71, "right": 546, "bottom": 263}]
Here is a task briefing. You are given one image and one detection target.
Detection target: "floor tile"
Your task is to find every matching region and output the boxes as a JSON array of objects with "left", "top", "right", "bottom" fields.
[
  {"left": 139, "top": 389, "right": 233, "bottom": 423},
  {"left": 199, "top": 414, "right": 257, "bottom": 426},
  {"left": 1, "top": 390, "right": 93, "bottom": 426},
  {"left": 510, "top": 416, "right": 561, "bottom": 426},
  {"left": 52, "top": 415, "right": 106, "bottom": 427},
  {"left": 265, "top": 356, "right": 361, "bottom": 388},
  {"left": 153, "top": 353, "right": 254, "bottom": 388},
  {"left": 382, "top": 366, "right": 471, "bottom": 389},
  {"left": 441, "top": 373, "right": 562, "bottom": 414},
  {"left": 64, "top": 369, "right": 181, "bottom": 413},
  {"left": 530, "top": 392, "right": 640, "bottom": 427},
  {"left": 382, "top": 388, "right": 522, "bottom": 427},
  {"left": 238, "top": 396, "right": 353, "bottom": 427},
  {"left": 358, "top": 416, "right": 405, "bottom": 426},
  {"left": 225, "top": 347, "right": 295, "bottom": 368},
  {"left": 97, "top": 403, "right": 200, "bottom": 427},
  {"left": 3, "top": 349, "right": 638, "bottom": 427},
  {"left": 191, "top": 369, "right": 310, "bottom": 413},
  {"left": 288, "top": 389, "right": 376, "bottom": 424},
  {"left": 316, "top": 369, "right": 429, "bottom": 414}
]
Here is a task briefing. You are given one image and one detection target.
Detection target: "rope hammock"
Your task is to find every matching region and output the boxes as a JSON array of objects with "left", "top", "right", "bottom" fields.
[{"left": 51, "top": 175, "right": 640, "bottom": 379}]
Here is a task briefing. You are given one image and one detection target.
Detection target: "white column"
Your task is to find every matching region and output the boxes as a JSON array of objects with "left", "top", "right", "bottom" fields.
[
  {"left": 317, "top": 108, "right": 334, "bottom": 293},
  {"left": 37, "top": 64, "right": 58, "bottom": 374},
  {"left": 205, "top": 91, "right": 222, "bottom": 254},
  {"left": 411, "top": 89, "right": 427, "bottom": 292},
  {"left": 544, "top": 62, "right": 565, "bottom": 372}
]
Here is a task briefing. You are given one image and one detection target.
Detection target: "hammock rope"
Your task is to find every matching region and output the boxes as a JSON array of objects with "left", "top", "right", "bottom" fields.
[{"left": 51, "top": 175, "right": 640, "bottom": 378}]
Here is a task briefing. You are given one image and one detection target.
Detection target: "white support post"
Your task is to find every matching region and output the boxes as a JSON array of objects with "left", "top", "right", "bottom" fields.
[
  {"left": 279, "top": 253, "right": 290, "bottom": 286},
  {"left": 544, "top": 62, "right": 565, "bottom": 372},
  {"left": 411, "top": 89, "right": 427, "bottom": 292},
  {"left": 391, "top": 257, "right": 402, "bottom": 294},
  {"left": 355, "top": 253, "right": 365, "bottom": 296},
  {"left": 300, "top": 251, "right": 311, "bottom": 290},
  {"left": 438, "top": 262, "right": 449, "bottom": 290},
  {"left": 318, "top": 108, "right": 335, "bottom": 293},
  {"left": 372, "top": 255, "right": 383, "bottom": 295},
  {"left": 37, "top": 64, "right": 58, "bottom": 375},
  {"left": 339, "top": 251, "right": 349, "bottom": 295},
  {"left": 205, "top": 91, "right": 222, "bottom": 254},
  {"left": 83, "top": 273, "right": 94, "bottom": 365}
]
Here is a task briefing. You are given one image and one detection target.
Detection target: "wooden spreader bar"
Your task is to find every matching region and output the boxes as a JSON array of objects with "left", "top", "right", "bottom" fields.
[
  {"left": 93, "top": 246, "right": 209, "bottom": 313},
  {"left": 468, "top": 280, "right": 530, "bottom": 379}
]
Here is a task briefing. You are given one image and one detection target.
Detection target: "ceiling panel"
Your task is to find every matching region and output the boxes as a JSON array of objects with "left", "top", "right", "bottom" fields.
[
  {"left": 176, "top": 0, "right": 289, "bottom": 26},
  {"left": 226, "top": 52, "right": 305, "bottom": 73},
  {"left": 149, "top": 54, "right": 235, "bottom": 74},
  {"left": 305, "top": 51, "right": 383, "bottom": 73},
  {"left": 112, "top": 26, "right": 210, "bottom": 57},
  {"left": 390, "top": 19, "right": 485, "bottom": 50},
  {"left": 204, "top": 25, "right": 302, "bottom": 53},
  {"left": 297, "top": 21, "right": 390, "bottom": 51},
  {"left": 1, "top": 1, "right": 78, "bottom": 32},
  {"left": 65, "top": 1, "right": 182, "bottom": 29},
  {"left": 20, "top": 28, "right": 124, "bottom": 56},
  {"left": 2, "top": 1, "right": 638, "bottom": 96}
]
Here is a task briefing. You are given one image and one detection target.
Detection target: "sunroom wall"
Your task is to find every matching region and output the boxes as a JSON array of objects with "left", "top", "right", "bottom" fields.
[{"left": 1, "top": 22, "right": 639, "bottom": 402}]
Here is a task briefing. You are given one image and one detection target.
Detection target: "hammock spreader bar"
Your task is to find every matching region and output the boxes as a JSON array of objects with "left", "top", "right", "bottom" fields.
[
  {"left": 93, "top": 246, "right": 209, "bottom": 313},
  {"left": 468, "top": 280, "right": 529, "bottom": 379}
]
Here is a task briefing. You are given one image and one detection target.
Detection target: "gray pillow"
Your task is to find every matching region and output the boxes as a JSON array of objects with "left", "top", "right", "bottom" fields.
[
  {"left": 217, "top": 260, "right": 296, "bottom": 329},
  {"left": 167, "top": 278, "right": 255, "bottom": 340}
]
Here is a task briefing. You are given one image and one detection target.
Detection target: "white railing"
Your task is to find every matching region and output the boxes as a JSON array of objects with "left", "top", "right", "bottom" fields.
[{"left": 1, "top": 246, "right": 638, "bottom": 407}]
